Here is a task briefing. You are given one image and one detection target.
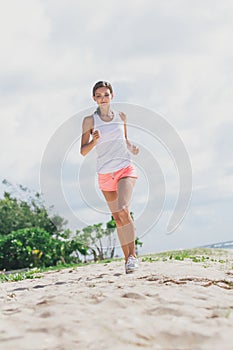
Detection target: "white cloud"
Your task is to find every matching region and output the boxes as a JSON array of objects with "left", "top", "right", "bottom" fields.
[
  {"left": 0, "top": 0, "right": 233, "bottom": 252},
  {"left": 0, "top": 1, "right": 50, "bottom": 70}
]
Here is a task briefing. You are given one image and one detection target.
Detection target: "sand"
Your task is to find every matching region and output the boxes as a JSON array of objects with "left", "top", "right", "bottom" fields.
[{"left": 0, "top": 250, "right": 233, "bottom": 350}]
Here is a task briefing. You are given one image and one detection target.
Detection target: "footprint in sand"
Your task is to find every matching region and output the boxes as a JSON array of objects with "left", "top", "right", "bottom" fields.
[
  {"left": 146, "top": 306, "right": 183, "bottom": 317},
  {"left": 0, "top": 335, "right": 24, "bottom": 342},
  {"left": 36, "top": 299, "right": 53, "bottom": 306},
  {"left": 54, "top": 281, "right": 67, "bottom": 285},
  {"left": 157, "top": 330, "right": 210, "bottom": 347},
  {"left": 33, "top": 284, "right": 51, "bottom": 289},
  {"left": 26, "top": 327, "right": 49, "bottom": 334},
  {"left": 121, "top": 292, "right": 146, "bottom": 300},
  {"left": 2, "top": 308, "right": 21, "bottom": 315},
  {"left": 39, "top": 311, "right": 53, "bottom": 318},
  {"left": 11, "top": 287, "right": 29, "bottom": 292}
]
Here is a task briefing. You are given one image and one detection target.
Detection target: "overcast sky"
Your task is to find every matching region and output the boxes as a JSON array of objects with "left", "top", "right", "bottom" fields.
[{"left": 1, "top": 0, "right": 232, "bottom": 254}]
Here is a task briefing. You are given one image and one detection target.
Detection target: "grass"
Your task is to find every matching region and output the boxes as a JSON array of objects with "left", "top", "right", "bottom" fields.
[
  {"left": 0, "top": 262, "right": 87, "bottom": 283},
  {"left": 141, "top": 248, "right": 233, "bottom": 265},
  {"left": 0, "top": 257, "right": 122, "bottom": 283},
  {"left": 0, "top": 269, "right": 42, "bottom": 282},
  {"left": 1, "top": 249, "right": 232, "bottom": 283}
]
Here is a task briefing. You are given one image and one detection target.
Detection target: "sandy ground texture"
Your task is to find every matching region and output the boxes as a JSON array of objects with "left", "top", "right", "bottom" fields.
[{"left": 0, "top": 251, "right": 233, "bottom": 350}]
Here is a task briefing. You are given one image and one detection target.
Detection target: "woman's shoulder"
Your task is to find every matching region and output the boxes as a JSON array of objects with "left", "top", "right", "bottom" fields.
[
  {"left": 118, "top": 111, "right": 127, "bottom": 122},
  {"left": 82, "top": 114, "right": 94, "bottom": 124}
]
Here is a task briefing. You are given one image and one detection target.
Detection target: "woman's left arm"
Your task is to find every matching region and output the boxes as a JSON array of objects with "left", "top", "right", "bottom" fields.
[{"left": 119, "top": 112, "right": 139, "bottom": 155}]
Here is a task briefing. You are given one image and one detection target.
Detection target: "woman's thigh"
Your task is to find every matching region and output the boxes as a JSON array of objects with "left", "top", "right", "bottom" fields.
[
  {"left": 102, "top": 177, "right": 136, "bottom": 213},
  {"left": 117, "top": 177, "right": 136, "bottom": 210},
  {"left": 101, "top": 190, "right": 119, "bottom": 213}
]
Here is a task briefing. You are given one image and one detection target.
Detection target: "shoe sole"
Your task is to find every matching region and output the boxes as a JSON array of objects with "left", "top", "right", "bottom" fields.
[{"left": 125, "top": 267, "right": 139, "bottom": 274}]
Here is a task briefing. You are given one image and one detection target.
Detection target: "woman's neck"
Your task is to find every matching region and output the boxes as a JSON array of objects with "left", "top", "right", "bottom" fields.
[{"left": 97, "top": 106, "right": 112, "bottom": 117}]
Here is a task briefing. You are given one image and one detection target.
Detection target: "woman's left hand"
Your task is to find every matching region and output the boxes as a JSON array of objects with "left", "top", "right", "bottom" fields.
[{"left": 128, "top": 143, "right": 139, "bottom": 155}]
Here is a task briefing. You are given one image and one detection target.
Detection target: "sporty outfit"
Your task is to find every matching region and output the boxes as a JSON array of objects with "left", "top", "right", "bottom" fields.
[{"left": 93, "top": 110, "right": 138, "bottom": 191}]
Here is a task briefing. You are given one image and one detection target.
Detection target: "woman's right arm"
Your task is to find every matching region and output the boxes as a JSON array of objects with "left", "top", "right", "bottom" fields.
[{"left": 80, "top": 116, "right": 99, "bottom": 156}]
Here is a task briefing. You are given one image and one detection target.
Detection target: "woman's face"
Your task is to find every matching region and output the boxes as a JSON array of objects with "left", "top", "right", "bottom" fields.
[{"left": 93, "top": 87, "right": 113, "bottom": 106}]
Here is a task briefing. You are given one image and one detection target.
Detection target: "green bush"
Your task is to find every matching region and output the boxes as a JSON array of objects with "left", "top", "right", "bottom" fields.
[
  {"left": 0, "top": 228, "right": 86, "bottom": 271},
  {"left": 0, "top": 191, "right": 57, "bottom": 236}
]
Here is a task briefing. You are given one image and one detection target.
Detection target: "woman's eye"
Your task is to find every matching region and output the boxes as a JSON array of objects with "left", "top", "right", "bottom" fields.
[{"left": 95, "top": 93, "right": 110, "bottom": 98}]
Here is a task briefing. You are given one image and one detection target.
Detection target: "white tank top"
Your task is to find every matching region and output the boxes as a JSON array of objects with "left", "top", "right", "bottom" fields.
[{"left": 93, "top": 110, "right": 131, "bottom": 174}]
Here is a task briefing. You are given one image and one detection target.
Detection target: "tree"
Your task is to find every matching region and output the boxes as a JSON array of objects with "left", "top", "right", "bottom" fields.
[
  {"left": 75, "top": 219, "right": 118, "bottom": 261},
  {"left": 106, "top": 216, "right": 117, "bottom": 258},
  {"left": 76, "top": 224, "right": 102, "bottom": 261},
  {"left": 135, "top": 237, "right": 143, "bottom": 256},
  {"left": 0, "top": 181, "right": 92, "bottom": 268},
  {"left": 0, "top": 180, "right": 66, "bottom": 237}
]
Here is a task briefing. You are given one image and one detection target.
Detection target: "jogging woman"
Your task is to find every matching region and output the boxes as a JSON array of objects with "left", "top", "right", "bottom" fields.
[{"left": 80, "top": 81, "right": 139, "bottom": 273}]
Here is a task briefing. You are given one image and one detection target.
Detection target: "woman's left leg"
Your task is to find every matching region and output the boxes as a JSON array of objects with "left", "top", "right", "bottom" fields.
[
  {"left": 101, "top": 176, "right": 137, "bottom": 262},
  {"left": 117, "top": 177, "right": 137, "bottom": 259}
]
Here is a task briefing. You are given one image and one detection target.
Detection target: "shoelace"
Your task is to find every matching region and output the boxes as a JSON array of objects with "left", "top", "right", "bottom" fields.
[{"left": 126, "top": 255, "right": 136, "bottom": 266}]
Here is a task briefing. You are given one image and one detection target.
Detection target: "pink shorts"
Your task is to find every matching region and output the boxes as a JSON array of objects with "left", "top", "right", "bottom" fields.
[{"left": 98, "top": 165, "right": 138, "bottom": 191}]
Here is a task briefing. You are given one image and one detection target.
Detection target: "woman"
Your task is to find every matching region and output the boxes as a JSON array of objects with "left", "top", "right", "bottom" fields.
[{"left": 80, "top": 81, "right": 139, "bottom": 273}]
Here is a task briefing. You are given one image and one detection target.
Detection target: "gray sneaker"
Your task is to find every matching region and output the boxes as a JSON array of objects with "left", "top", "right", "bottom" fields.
[{"left": 125, "top": 255, "right": 139, "bottom": 274}]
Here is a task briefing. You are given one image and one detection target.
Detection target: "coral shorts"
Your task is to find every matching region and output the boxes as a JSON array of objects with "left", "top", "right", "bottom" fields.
[{"left": 98, "top": 164, "right": 138, "bottom": 191}]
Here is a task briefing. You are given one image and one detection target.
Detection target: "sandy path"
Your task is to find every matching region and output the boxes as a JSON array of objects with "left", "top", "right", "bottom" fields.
[{"left": 1, "top": 254, "right": 233, "bottom": 350}]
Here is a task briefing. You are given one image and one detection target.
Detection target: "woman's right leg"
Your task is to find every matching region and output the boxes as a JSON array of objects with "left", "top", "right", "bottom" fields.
[{"left": 101, "top": 190, "right": 129, "bottom": 261}]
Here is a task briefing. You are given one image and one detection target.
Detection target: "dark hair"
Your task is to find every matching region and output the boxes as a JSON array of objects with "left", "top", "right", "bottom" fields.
[{"left": 92, "top": 81, "right": 113, "bottom": 96}]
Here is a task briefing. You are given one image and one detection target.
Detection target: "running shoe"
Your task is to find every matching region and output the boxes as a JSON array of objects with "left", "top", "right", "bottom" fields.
[{"left": 125, "top": 255, "right": 139, "bottom": 274}]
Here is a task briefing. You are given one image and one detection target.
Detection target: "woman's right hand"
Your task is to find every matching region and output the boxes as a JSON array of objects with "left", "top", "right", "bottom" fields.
[{"left": 92, "top": 130, "right": 100, "bottom": 145}]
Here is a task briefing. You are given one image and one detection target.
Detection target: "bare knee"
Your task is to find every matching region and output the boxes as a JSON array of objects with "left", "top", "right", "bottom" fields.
[
  {"left": 118, "top": 207, "right": 131, "bottom": 225},
  {"left": 112, "top": 212, "right": 122, "bottom": 226},
  {"left": 112, "top": 208, "right": 131, "bottom": 226}
]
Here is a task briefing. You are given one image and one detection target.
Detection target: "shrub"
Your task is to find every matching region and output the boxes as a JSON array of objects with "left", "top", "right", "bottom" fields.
[
  {"left": 0, "top": 227, "right": 85, "bottom": 271},
  {"left": 0, "top": 191, "right": 57, "bottom": 236}
]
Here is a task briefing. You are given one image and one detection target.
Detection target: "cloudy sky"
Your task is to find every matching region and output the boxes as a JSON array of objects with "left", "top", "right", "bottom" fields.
[{"left": 1, "top": 0, "right": 232, "bottom": 254}]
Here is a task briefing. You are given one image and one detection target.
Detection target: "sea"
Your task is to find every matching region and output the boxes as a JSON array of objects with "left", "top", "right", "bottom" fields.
[{"left": 200, "top": 240, "right": 233, "bottom": 250}]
